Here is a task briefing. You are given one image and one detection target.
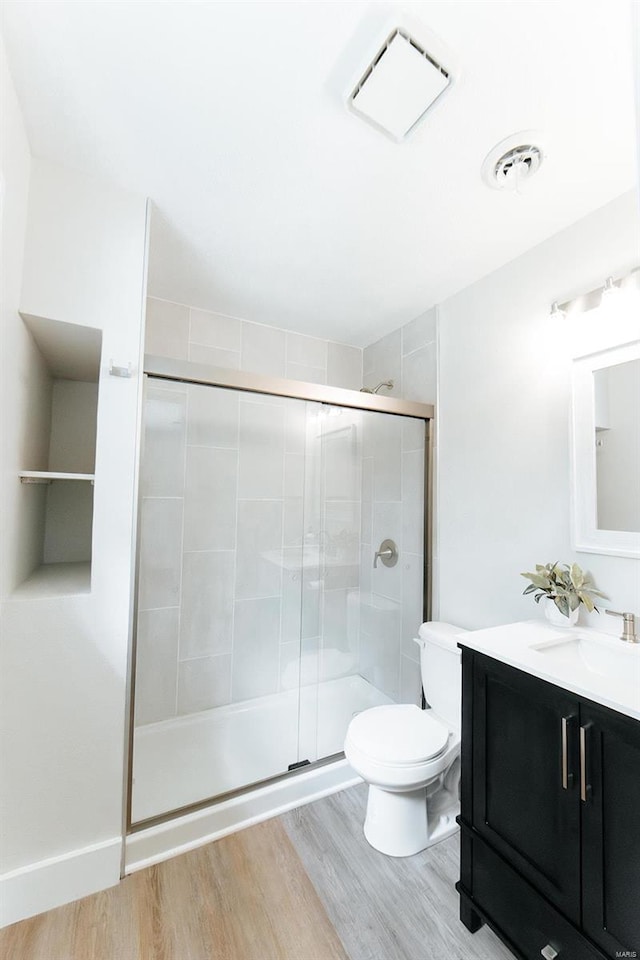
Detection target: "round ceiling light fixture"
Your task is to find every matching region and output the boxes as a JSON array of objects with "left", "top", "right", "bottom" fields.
[{"left": 481, "top": 131, "right": 545, "bottom": 192}]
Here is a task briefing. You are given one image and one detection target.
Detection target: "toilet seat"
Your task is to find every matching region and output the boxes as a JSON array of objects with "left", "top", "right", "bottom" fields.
[{"left": 346, "top": 704, "right": 449, "bottom": 766}]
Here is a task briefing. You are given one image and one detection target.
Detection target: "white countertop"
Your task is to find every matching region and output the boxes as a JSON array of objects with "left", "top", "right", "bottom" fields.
[{"left": 457, "top": 620, "right": 640, "bottom": 722}]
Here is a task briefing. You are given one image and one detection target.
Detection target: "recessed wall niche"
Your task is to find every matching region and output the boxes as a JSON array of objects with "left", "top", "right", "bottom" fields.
[{"left": 15, "top": 314, "right": 102, "bottom": 597}]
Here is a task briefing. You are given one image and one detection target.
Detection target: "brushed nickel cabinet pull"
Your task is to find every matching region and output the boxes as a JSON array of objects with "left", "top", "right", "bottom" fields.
[
  {"left": 580, "top": 725, "right": 590, "bottom": 803},
  {"left": 541, "top": 944, "right": 558, "bottom": 960},
  {"left": 561, "top": 716, "right": 570, "bottom": 790}
]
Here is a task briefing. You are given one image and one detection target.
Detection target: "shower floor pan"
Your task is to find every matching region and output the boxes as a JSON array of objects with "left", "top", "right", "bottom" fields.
[{"left": 131, "top": 673, "right": 392, "bottom": 824}]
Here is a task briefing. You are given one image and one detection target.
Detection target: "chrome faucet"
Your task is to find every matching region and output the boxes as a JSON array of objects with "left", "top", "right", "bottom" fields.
[{"left": 605, "top": 610, "right": 638, "bottom": 643}]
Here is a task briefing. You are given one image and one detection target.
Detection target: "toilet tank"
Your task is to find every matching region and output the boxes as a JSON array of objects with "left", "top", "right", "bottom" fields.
[{"left": 415, "top": 621, "right": 468, "bottom": 729}]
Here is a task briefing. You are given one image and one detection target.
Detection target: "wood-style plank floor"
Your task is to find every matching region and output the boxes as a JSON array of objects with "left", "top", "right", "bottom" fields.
[
  {"left": 1, "top": 785, "right": 514, "bottom": 960},
  {"left": 0, "top": 819, "right": 348, "bottom": 960},
  {"left": 282, "top": 784, "right": 513, "bottom": 960}
]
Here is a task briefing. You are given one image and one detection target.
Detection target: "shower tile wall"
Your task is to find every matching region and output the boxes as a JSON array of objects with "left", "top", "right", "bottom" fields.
[
  {"left": 315, "top": 408, "right": 363, "bottom": 686},
  {"left": 363, "top": 307, "right": 437, "bottom": 404},
  {"left": 363, "top": 307, "right": 437, "bottom": 698},
  {"left": 359, "top": 413, "right": 424, "bottom": 705},
  {"left": 145, "top": 297, "right": 363, "bottom": 390},
  {"left": 136, "top": 297, "right": 432, "bottom": 724}
]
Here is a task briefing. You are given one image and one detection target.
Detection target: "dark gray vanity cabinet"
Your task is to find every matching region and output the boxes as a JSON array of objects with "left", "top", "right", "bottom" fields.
[
  {"left": 457, "top": 649, "right": 640, "bottom": 960},
  {"left": 580, "top": 699, "right": 640, "bottom": 956}
]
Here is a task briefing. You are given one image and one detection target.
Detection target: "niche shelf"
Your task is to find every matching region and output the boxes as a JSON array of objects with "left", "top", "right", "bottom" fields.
[
  {"left": 15, "top": 314, "right": 102, "bottom": 598},
  {"left": 19, "top": 471, "right": 95, "bottom": 483}
]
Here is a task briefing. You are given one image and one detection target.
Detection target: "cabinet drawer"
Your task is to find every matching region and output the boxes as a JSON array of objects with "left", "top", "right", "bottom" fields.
[{"left": 470, "top": 835, "right": 603, "bottom": 960}]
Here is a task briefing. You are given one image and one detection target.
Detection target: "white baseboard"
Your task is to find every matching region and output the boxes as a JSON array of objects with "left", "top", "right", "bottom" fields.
[
  {"left": 125, "top": 758, "right": 360, "bottom": 874},
  {"left": 0, "top": 837, "right": 122, "bottom": 928}
]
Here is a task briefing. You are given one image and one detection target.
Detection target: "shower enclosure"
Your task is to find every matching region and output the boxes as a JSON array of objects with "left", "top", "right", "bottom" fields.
[{"left": 128, "top": 359, "right": 432, "bottom": 827}]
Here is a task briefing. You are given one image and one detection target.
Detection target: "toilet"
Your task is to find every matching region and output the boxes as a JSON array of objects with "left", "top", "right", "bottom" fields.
[{"left": 344, "top": 621, "right": 467, "bottom": 857}]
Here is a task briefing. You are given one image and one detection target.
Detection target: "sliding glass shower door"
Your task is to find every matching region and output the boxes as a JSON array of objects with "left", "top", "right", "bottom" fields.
[{"left": 131, "top": 377, "right": 426, "bottom": 825}]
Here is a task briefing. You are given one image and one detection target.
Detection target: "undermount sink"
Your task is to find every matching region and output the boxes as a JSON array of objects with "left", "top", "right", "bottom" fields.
[
  {"left": 530, "top": 633, "right": 640, "bottom": 683},
  {"left": 457, "top": 621, "right": 640, "bottom": 721}
]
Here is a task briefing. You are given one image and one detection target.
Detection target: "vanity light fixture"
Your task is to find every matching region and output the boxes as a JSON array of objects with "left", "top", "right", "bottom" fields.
[{"left": 550, "top": 266, "right": 639, "bottom": 317}]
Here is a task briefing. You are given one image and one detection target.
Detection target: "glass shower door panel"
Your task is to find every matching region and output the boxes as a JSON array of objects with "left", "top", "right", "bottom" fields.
[
  {"left": 302, "top": 406, "right": 426, "bottom": 765},
  {"left": 131, "top": 379, "right": 310, "bottom": 823}
]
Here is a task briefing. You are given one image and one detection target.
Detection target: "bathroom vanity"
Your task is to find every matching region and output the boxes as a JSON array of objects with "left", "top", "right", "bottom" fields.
[{"left": 456, "top": 621, "right": 640, "bottom": 960}]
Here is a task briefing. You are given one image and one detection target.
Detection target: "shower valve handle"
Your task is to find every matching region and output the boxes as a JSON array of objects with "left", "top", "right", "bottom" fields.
[{"left": 374, "top": 539, "right": 398, "bottom": 569}]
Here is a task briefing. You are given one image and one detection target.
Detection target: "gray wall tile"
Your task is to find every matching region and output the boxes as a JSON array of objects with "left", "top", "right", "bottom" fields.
[
  {"left": 189, "top": 308, "right": 242, "bottom": 351},
  {"left": 177, "top": 654, "right": 232, "bottom": 714},
  {"left": 179, "top": 551, "right": 234, "bottom": 658},
  {"left": 238, "top": 399, "right": 285, "bottom": 499},
  {"left": 321, "top": 588, "right": 359, "bottom": 681},
  {"left": 241, "top": 321, "right": 286, "bottom": 376},
  {"left": 359, "top": 595, "right": 401, "bottom": 701},
  {"left": 183, "top": 446, "right": 237, "bottom": 551},
  {"left": 187, "top": 382, "right": 239, "bottom": 448},
  {"left": 372, "top": 424, "right": 401, "bottom": 502},
  {"left": 400, "top": 655, "right": 422, "bottom": 705},
  {"left": 402, "top": 342, "right": 436, "bottom": 404},
  {"left": 363, "top": 329, "right": 401, "bottom": 396},
  {"left": 286, "top": 332, "right": 327, "bottom": 368},
  {"left": 134, "top": 607, "right": 179, "bottom": 725},
  {"left": 286, "top": 361, "right": 325, "bottom": 384},
  {"left": 281, "top": 565, "right": 303, "bottom": 646},
  {"left": 141, "top": 385, "right": 187, "bottom": 498},
  {"left": 401, "top": 552, "right": 424, "bottom": 662},
  {"left": 401, "top": 308, "right": 437, "bottom": 356},
  {"left": 279, "top": 637, "right": 319, "bottom": 691},
  {"left": 146, "top": 298, "right": 189, "bottom": 359},
  {"left": 232, "top": 597, "right": 281, "bottom": 701},
  {"left": 138, "top": 498, "right": 183, "bottom": 610},
  {"left": 235, "top": 499, "right": 283, "bottom": 599},
  {"left": 402, "top": 450, "right": 425, "bottom": 556},
  {"left": 327, "top": 342, "right": 362, "bottom": 390},
  {"left": 402, "top": 417, "right": 425, "bottom": 452},
  {"left": 188, "top": 342, "right": 240, "bottom": 369}
]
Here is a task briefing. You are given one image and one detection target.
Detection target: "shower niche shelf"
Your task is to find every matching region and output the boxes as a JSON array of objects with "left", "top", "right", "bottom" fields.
[
  {"left": 19, "top": 471, "right": 95, "bottom": 483},
  {"left": 15, "top": 314, "right": 102, "bottom": 599}
]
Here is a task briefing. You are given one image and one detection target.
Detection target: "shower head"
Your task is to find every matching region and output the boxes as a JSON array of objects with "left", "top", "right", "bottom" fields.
[{"left": 360, "top": 380, "right": 394, "bottom": 395}]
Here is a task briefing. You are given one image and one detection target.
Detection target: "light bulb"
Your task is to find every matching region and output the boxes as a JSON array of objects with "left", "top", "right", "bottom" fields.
[{"left": 601, "top": 276, "right": 619, "bottom": 301}]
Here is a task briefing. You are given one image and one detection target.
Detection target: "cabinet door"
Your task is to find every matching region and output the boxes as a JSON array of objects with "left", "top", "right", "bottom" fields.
[
  {"left": 580, "top": 701, "right": 640, "bottom": 956},
  {"left": 472, "top": 655, "right": 581, "bottom": 922}
]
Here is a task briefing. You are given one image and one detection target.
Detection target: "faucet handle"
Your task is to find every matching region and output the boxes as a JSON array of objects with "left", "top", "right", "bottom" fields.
[
  {"left": 373, "top": 538, "right": 398, "bottom": 569},
  {"left": 605, "top": 610, "right": 638, "bottom": 642}
]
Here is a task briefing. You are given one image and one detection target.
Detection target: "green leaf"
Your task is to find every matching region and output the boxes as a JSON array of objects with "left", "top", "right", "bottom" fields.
[
  {"left": 570, "top": 563, "right": 584, "bottom": 589},
  {"left": 578, "top": 592, "right": 595, "bottom": 613}
]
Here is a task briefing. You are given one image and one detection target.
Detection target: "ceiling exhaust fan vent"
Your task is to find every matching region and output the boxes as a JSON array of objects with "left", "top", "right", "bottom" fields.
[
  {"left": 494, "top": 144, "right": 542, "bottom": 184},
  {"left": 349, "top": 29, "right": 451, "bottom": 141},
  {"left": 481, "top": 133, "right": 545, "bottom": 191}
]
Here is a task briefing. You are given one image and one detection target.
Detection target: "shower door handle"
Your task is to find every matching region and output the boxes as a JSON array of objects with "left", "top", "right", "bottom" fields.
[{"left": 374, "top": 539, "right": 398, "bottom": 568}]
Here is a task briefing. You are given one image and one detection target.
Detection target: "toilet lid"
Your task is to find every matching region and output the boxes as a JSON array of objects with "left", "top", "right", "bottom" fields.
[{"left": 348, "top": 704, "right": 449, "bottom": 765}]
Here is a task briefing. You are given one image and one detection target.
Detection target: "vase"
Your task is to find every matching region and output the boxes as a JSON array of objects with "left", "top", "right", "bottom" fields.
[{"left": 543, "top": 597, "right": 579, "bottom": 627}]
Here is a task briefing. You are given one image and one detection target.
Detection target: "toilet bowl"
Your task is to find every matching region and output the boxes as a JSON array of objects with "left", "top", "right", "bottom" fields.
[{"left": 344, "top": 621, "right": 466, "bottom": 857}]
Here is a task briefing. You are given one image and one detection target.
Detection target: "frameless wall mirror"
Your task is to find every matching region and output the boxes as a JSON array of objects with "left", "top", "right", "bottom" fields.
[{"left": 571, "top": 340, "right": 640, "bottom": 558}]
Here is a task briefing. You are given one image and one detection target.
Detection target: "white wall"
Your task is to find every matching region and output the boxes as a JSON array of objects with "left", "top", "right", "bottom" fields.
[
  {"left": 0, "top": 32, "right": 51, "bottom": 598},
  {"left": 0, "top": 156, "right": 148, "bottom": 924},
  {"left": 437, "top": 190, "right": 640, "bottom": 631}
]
